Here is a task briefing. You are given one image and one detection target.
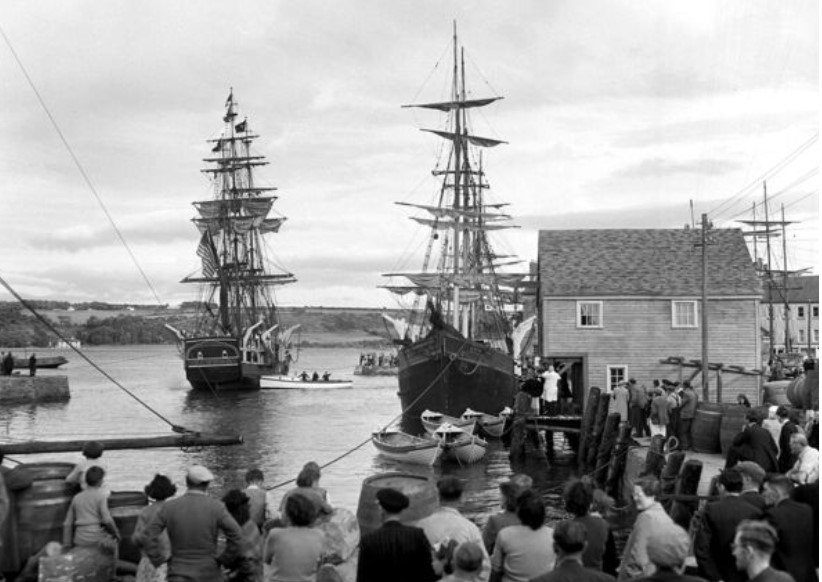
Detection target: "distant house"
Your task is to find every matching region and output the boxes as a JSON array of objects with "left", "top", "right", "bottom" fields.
[
  {"left": 52, "top": 337, "right": 81, "bottom": 349},
  {"left": 537, "top": 228, "right": 762, "bottom": 409},
  {"left": 762, "top": 275, "right": 819, "bottom": 358}
]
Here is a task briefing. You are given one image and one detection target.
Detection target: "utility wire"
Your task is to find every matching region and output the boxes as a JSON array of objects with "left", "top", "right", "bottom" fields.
[{"left": 0, "top": 24, "right": 163, "bottom": 306}]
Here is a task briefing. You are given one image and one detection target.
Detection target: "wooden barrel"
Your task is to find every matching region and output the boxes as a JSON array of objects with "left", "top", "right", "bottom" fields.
[
  {"left": 786, "top": 369, "right": 818, "bottom": 410},
  {"left": 356, "top": 472, "right": 437, "bottom": 536},
  {"left": 692, "top": 403, "right": 722, "bottom": 454},
  {"left": 720, "top": 404, "right": 749, "bottom": 455},
  {"left": 763, "top": 380, "right": 791, "bottom": 406},
  {"left": 109, "top": 491, "right": 148, "bottom": 564}
]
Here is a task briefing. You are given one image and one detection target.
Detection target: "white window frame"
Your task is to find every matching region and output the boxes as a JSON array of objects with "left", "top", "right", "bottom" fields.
[
  {"left": 797, "top": 306, "right": 806, "bottom": 319},
  {"left": 607, "top": 365, "right": 627, "bottom": 391},
  {"left": 798, "top": 328, "right": 806, "bottom": 343},
  {"left": 577, "top": 300, "right": 603, "bottom": 329},
  {"left": 671, "top": 300, "right": 698, "bottom": 328}
]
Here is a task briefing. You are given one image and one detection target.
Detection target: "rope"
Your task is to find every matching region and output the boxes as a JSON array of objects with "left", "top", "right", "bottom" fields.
[
  {"left": 0, "top": 275, "right": 187, "bottom": 433},
  {"left": 265, "top": 339, "right": 472, "bottom": 491}
]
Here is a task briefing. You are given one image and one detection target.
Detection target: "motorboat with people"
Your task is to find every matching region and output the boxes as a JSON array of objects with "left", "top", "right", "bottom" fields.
[{"left": 260, "top": 373, "right": 353, "bottom": 390}]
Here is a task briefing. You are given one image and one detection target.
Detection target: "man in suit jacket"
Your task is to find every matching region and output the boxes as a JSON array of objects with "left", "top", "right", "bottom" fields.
[
  {"left": 143, "top": 465, "right": 243, "bottom": 582},
  {"left": 530, "top": 520, "right": 615, "bottom": 582},
  {"left": 726, "top": 410, "right": 778, "bottom": 473},
  {"left": 776, "top": 407, "right": 800, "bottom": 473},
  {"left": 763, "top": 474, "right": 816, "bottom": 582},
  {"left": 735, "top": 461, "right": 768, "bottom": 511},
  {"left": 694, "top": 468, "right": 763, "bottom": 582},
  {"left": 356, "top": 487, "right": 438, "bottom": 582},
  {"left": 791, "top": 480, "right": 818, "bottom": 572}
]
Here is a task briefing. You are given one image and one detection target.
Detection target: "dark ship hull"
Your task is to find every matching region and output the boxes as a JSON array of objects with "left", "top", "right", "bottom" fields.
[
  {"left": 183, "top": 337, "right": 283, "bottom": 391},
  {"left": 397, "top": 328, "right": 516, "bottom": 424}
]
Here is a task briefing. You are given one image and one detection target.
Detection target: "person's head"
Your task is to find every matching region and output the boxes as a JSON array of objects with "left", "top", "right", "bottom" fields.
[
  {"left": 284, "top": 492, "right": 318, "bottom": 526},
  {"left": 452, "top": 542, "right": 484, "bottom": 575},
  {"left": 375, "top": 487, "right": 409, "bottom": 517},
  {"left": 499, "top": 474, "right": 533, "bottom": 511},
  {"left": 563, "top": 479, "right": 593, "bottom": 518},
  {"left": 682, "top": 380, "right": 691, "bottom": 389},
  {"left": 738, "top": 394, "right": 751, "bottom": 407},
  {"left": 144, "top": 473, "right": 177, "bottom": 501},
  {"left": 647, "top": 525, "right": 690, "bottom": 572},
  {"left": 185, "top": 464, "right": 214, "bottom": 490},
  {"left": 547, "top": 365, "right": 555, "bottom": 372},
  {"left": 591, "top": 486, "right": 615, "bottom": 516},
  {"left": 653, "top": 379, "right": 660, "bottom": 388},
  {"left": 629, "top": 378, "right": 637, "bottom": 386},
  {"left": 789, "top": 432, "right": 808, "bottom": 456},
  {"left": 516, "top": 490, "right": 546, "bottom": 530},
  {"left": 733, "top": 520, "right": 778, "bottom": 572},
  {"left": 717, "top": 468, "right": 744, "bottom": 495},
  {"left": 303, "top": 461, "right": 321, "bottom": 479},
  {"left": 222, "top": 489, "right": 250, "bottom": 525},
  {"left": 735, "top": 461, "right": 766, "bottom": 491},
  {"left": 245, "top": 468, "right": 264, "bottom": 485},
  {"left": 85, "top": 465, "right": 105, "bottom": 488},
  {"left": 745, "top": 408, "right": 763, "bottom": 426},
  {"left": 296, "top": 465, "right": 320, "bottom": 488},
  {"left": 775, "top": 406, "right": 789, "bottom": 421},
  {"left": 632, "top": 476, "right": 660, "bottom": 510},
  {"left": 81, "top": 440, "right": 104, "bottom": 460},
  {"left": 553, "top": 520, "right": 587, "bottom": 557},
  {"left": 761, "top": 473, "right": 793, "bottom": 506},
  {"left": 437, "top": 475, "right": 464, "bottom": 504}
]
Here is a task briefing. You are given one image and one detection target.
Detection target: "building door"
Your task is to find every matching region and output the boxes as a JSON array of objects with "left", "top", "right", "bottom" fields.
[{"left": 547, "top": 357, "right": 585, "bottom": 415}]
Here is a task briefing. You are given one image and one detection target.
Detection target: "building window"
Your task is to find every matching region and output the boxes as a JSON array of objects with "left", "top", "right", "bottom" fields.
[
  {"left": 813, "top": 305, "right": 819, "bottom": 318},
  {"left": 607, "top": 366, "right": 626, "bottom": 391},
  {"left": 814, "top": 329, "right": 820, "bottom": 343},
  {"left": 577, "top": 301, "right": 603, "bottom": 328},
  {"left": 798, "top": 306, "right": 805, "bottom": 319},
  {"left": 672, "top": 301, "right": 698, "bottom": 328},
  {"left": 798, "top": 329, "right": 806, "bottom": 343}
]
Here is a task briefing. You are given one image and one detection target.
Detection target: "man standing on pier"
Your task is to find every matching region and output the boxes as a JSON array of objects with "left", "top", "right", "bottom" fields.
[
  {"left": 142, "top": 464, "right": 243, "bottom": 582},
  {"left": 541, "top": 365, "right": 561, "bottom": 416}
]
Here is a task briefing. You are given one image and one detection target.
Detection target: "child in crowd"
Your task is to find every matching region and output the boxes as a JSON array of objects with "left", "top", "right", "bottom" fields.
[
  {"left": 244, "top": 468, "right": 268, "bottom": 532},
  {"left": 65, "top": 441, "right": 106, "bottom": 492},
  {"left": 62, "top": 466, "right": 120, "bottom": 551}
]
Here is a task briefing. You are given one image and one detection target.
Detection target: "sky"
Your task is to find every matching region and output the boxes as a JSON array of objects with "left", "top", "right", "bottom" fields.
[{"left": 0, "top": 0, "right": 818, "bottom": 308}]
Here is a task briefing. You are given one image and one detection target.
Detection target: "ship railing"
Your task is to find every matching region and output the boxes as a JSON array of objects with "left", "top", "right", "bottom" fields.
[{"left": 186, "top": 355, "right": 240, "bottom": 367}]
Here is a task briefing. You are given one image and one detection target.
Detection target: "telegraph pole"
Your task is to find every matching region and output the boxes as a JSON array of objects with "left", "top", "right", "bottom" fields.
[
  {"left": 781, "top": 204, "right": 791, "bottom": 353},
  {"left": 701, "top": 213, "right": 711, "bottom": 401}
]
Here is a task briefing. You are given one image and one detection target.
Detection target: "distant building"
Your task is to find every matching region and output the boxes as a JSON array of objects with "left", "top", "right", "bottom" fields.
[
  {"left": 537, "top": 228, "right": 762, "bottom": 409},
  {"left": 762, "top": 275, "right": 819, "bottom": 358},
  {"left": 52, "top": 337, "right": 82, "bottom": 349}
]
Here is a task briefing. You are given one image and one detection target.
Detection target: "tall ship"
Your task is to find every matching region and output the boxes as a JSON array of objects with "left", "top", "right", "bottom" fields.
[
  {"left": 382, "top": 27, "right": 528, "bottom": 420},
  {"left": 173, "top": 91, "right": 298, "bottom": 391}
]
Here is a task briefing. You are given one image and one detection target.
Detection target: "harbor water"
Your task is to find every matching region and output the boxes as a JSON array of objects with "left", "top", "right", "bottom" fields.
[{"left": 0, "top": 344, "right": 576, "bottom": 526}]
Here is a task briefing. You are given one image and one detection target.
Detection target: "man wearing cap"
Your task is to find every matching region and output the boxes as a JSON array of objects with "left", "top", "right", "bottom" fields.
[
  {"left": 143, "top": 465, "right": 243, "bottom": 582},
  {"left": 530, "top": 520, "right": 615, "bottom": 582},
  {"left": 731, "top": 520, "right": 794, "bottom": 582},
  {"left": 417, "top": 476, "right": 490, "bottom": 579},
  {"left": 356, "top": 487, "right": 438, "bottom": 582},
  {"left": 628, "top": 379, "right": 649, "bottom": 438},
  {"left": 694, "top": 468, "right": 762, "bottom": 582},
  {"left": 482, "top": 474, "right": 532, "bottom": 554},
  {"left": 633, "top": 525, "right": 707, "bottom": 582}
]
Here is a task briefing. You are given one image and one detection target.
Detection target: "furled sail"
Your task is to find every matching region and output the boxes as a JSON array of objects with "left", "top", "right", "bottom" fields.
[
  {"left": 401, "top": 96, "right": 503, "bottom": 111},
  {"left": 421, "top": 129, "right": 507, "bottom": 147},
  {"left": 409, "top": 217, "right": 516, "bottom": 231}
]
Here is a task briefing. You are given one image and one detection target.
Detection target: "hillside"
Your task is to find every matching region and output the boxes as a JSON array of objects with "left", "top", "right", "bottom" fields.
[{"left": 0, "top": 301, "right": 405, "bottom": 348}]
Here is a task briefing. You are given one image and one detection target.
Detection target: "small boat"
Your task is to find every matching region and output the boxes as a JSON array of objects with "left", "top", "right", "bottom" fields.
[
  {"left": 460, "top": 407, "right": 511, "bottom": 439},
  {"left": 371, "top": 430, "right": 442, "bottom": 466},
  {"left": 421, "top": 410, "right": 476, "bottom": 436},
  {"left": 13, "top": 356, "right": 69, "bottom": 370},
  {"left": 434, "top": 423, "right": 488, "bottom": 464},
  {"left": 260, "top": 376, "right": 353, "bottom": 390}
]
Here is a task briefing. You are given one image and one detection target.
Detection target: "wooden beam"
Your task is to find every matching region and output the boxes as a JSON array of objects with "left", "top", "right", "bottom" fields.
[{"left": 0, "top": 433, "right": 243, "bottom": 455}]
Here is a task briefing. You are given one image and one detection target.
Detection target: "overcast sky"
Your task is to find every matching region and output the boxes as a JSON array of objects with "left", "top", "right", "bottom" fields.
[{"left": 0, "top": 0, "right": 818, "bottom": 308}]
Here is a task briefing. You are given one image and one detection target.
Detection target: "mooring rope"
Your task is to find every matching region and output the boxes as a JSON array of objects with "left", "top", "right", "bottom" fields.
[{"left": 0, "top": 275, "right": 189, "bottom": 433}]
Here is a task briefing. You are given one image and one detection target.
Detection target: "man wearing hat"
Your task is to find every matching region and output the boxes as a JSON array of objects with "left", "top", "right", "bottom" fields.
[
  {"left": 357, "top": 487, "right": 438, "bottom": 582},
  {"left": 633, "top": 525, "right": 706, "bottom": 582},
  {"left": 725, "top": 409, "right": 778, "bottom": 473},
  {"left": 143, "top": 465, "right": 243, "bottom": 582}
]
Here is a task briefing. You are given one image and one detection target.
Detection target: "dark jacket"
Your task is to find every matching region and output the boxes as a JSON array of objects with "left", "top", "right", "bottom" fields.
[
  {"left": 631, "top": 569, "right": 708, "bottom": 582},
  {"left": 739, "top": 490, "right": 768, "bottom": 512},
  {"left": 726, "top": 424, "right": 778, "bottom": 473},
  {"left": 777, "top": 421, "right": 800, "bottom": 473},
  {"left": 572, "top": 515, "right": 618, "bottom": 575},
  {"left": 530, "top": 558, "right": 616, "bottom": 582},
  {"left": 765, "top": 498, "right": 817, "bottom": 582},
  {"left": 791, "top": 481, "right": 818, "bottom": 567},
  {"left": 694, "top": 495, "right": 763, "bottom": 582},
  {"left": 356, "top": 520, "right": 437, "bottom": 582}
]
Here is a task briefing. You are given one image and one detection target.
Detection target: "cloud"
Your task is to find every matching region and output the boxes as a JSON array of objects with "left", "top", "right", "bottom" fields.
[{"left": 610, "top": 157, "right": 742, "bottom": 181}]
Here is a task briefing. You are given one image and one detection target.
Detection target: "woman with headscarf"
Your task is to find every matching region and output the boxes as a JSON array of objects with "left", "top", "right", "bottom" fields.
[{"left": 133, "top": 474, "right": 177, "bottom": 582}]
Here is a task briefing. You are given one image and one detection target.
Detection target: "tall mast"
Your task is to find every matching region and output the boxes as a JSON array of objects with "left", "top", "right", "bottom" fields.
[
  {"left": 451, "top": 21, "right": 462, "bottom": 329},
  {"left": 764, "top": 183, "right": 774, "bottom": 359},
  {"left": 781, "top": 204, "right": 790, "bottom": 353}
]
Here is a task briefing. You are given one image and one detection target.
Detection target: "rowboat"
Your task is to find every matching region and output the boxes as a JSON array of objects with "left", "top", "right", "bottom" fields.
[
  {"left": 460, "top": 407, "right": 511, "bottom": 439},
  {"left": 434, "top": 423, "right": 488, "bottom": 464},
  {"left": 421, "top": 410, "right": 476, "bottom": 436},
  {"left": 13, "top": 356, "right": 69, "bottom": 370},
  {"left": 260, "top": 376, "right": 353, "bottom": 390},
  {"left": 371, "top": 430, "right": 442, "bottom": 466}
]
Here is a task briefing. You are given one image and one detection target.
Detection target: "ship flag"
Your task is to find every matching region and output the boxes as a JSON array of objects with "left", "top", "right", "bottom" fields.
[
  {"left": 211, "top": 139, "right": 222, "bottom": 153},
  {"left": 235, "top": 120, "right": 247, "bottom": 133},
  {"left": 225, "top": 89, "right": 233, "bottom": 106},
  {"left": 196, "top": 232, "right": 219, "bottom": 278}
]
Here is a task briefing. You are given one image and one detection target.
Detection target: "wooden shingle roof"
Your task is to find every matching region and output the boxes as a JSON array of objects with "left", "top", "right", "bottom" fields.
[{"left": 538, "top": 228, "right": 761, "bottom": 297}]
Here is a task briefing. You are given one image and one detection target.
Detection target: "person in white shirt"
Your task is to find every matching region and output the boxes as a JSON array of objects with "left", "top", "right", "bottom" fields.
[
  {"left": 786, "top": 432, "right": 819, "bottom": 484},
  {"left": 540, "top": 365, "right": 561, "bottom": 417}
]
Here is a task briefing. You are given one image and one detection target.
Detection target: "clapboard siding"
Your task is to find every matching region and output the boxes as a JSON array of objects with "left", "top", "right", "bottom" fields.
[{"left": 542, "top": 297, "right": 760, "bottom": 404}]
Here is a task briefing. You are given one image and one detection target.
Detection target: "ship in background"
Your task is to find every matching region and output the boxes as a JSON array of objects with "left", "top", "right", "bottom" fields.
[
  {"left": 382, "top": 25, "right": 533, "bottom": 422},
  {"left": 169, "top": 91, "right": 299, "bottom": 391}
]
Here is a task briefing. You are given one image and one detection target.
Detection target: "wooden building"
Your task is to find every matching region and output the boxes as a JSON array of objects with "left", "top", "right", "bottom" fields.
[
  {"left": 537, "top": 228, "right": 762, "bottom": 409},
  {"left": 762, "top": 274, "right": 819, "bottom": 358}
]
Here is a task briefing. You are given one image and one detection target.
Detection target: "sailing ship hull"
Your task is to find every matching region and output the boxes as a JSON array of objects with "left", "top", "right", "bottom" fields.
[
  {"left": 184, "top": 337, "right": 276, "bottom": 391},
  {"left": 398, "top": 329, "right": 516, "bottom": 423}
]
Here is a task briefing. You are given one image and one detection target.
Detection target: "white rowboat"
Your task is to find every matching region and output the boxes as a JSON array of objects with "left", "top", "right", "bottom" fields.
[
  {"left": 421, "top": 410, "right": 476, "bottom": 436},
  {"left": 371, "top": 430, "right": 442, "bottom": 466},
  {"left": 260, "top": 376, "right": 353, "bottom": 390},
  {"left": 434, "top": 423, "right": 488, "bottom": 464}
]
